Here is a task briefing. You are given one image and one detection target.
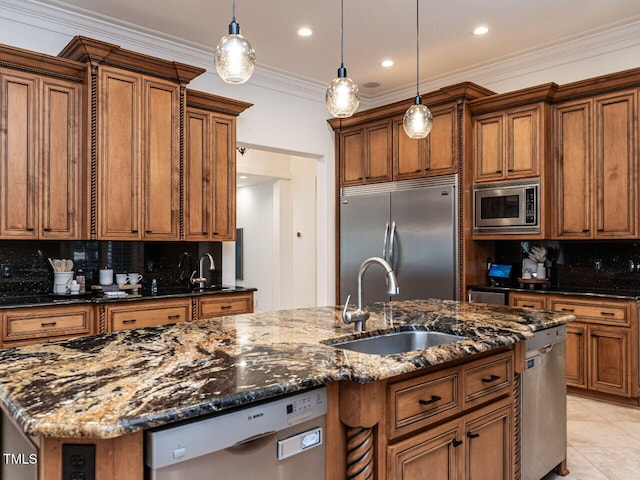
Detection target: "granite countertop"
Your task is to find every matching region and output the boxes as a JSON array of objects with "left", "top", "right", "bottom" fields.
[
  {"left": 468, "top": 284, "right": 640, "bottom": 300},
  {"left": 0, "top": 285, "right": 256, "bottom": 309},
  {"left": 0, "top": 299, "right": 573, "bottom": 440}
]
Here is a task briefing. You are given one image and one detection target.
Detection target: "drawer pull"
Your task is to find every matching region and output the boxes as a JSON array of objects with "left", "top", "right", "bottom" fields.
[
  {"left": 220, "top": 305, "right": 232, "bottom": 310},
  {"left": 522, "top": 304, "right": 535, "bottom": 308},
  {"left": 600, "top": 311, "right": 615, "bottom": 316},
  {"left": 418, "top": 395, "right": 442, "bottom": 406},
  {"left": 167, "top": 314, "right": 181, "bottom": 320},
  {"left": 122, "top": 319, "right": 137, "bottom": 324},
  {"left": 561, "top": 308, "right": 575, "bottom": 313},
  {"left": 467, "top": 431, "right": 480, "bottom": 439},
  {"left": 41, "top": 321, "right": 57, "bottom": 328},
  {"left": 452, "top": 439, "right": 463, "bottom": 447},
  {"left": 481, "top": 374, "right": 500, "bottom": 384}
]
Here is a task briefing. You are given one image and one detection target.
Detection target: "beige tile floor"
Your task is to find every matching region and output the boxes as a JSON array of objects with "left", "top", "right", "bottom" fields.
[{"left": 542, "top": 395, "right": 640, "bottom": 480}]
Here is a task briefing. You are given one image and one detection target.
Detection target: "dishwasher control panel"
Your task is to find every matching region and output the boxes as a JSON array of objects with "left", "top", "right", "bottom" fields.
[{"left": 285, "top": 388, "right": 325, "bottom": 425}]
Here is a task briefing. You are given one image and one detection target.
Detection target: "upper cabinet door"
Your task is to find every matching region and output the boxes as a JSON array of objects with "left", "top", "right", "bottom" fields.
[
  {"left": 593, "top": 90, "right": 637, "bottom": 238},
  {"left": 41, "top": 79, "right": 81, "bottom": 239},
  {"left": 506, "top": 105, "right": 540, "bottom": 178},
  {"left": 211, "top": 116, "right": 236, "bottom": 241},
  {"left": 393, "top": 118, "right": 424, "bottom": 181},
  {"left": 364, "top": 120, "right": 393, "bottom": 184},
  {"left": 553, "top": 100, "right": 592, "bottom": 238},
  {"left": 97, "top": 67, "right": 141, "bottom": 240},
  {"left": 142, "top": 77, "right": 180, "bottom": 240},
  {"left": 474, "top": 113, "right": 504, "bottom": 182},
  {"left": 184, "top": 109, "right": 211, "bottom": 241},
  {"left": 426, "top": 104, "right": 458, "bottom": 175},
  {"left": 0, "top": 71, "right": 38, "bottom": 238},
  {"left": 340, "top": 127, "right": 365, "bottom": 186}
]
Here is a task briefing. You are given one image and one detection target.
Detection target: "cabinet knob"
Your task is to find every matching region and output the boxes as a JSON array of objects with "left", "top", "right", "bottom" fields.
[
  {"left": 414, "top": 169, "right": 421, "bottom": 173},
  {"left": 131, "top": 230, "right": 138, "bottom": 234},
  {"left": 495, "top": 169, "right": 503, "bottom": 174},
  {"left": 452, "top": 439, "right": 463, "bottom": 448},
  {"left": 508, "top": 168, "right": 515, "bottom": 172},
  {"left": 145, "top": 230, "right": 153, "bottom": 234},
  {"left": 467, "top": 431, "right": 480, "bottom": 439}
]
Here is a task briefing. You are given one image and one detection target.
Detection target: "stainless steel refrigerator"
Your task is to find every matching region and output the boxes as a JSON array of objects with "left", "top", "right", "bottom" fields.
[{"left": 339, "top": 175, "right": 458, "bottom": 304}]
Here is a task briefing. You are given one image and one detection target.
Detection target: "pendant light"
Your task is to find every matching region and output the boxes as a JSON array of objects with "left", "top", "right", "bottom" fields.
[
  {"left": 214, "top": 0, "right": 256, "bottom": 84},
  {"left": 403, "top": 0, "right": 432, "bottom": 138},
  {"left": 325, "top": 0, "right": 360, "bottom": 118}
]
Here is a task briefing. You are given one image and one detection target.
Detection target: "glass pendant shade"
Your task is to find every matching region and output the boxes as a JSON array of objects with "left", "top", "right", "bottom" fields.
[
  {"left": 326, "top": 67, "right": 360, "bottom": 118},
  {"left": 214, "top": 20, "right": 256, "bottom": 84},
  {"left": 403, "top": 96, "right": 433, "bottom": 139}
]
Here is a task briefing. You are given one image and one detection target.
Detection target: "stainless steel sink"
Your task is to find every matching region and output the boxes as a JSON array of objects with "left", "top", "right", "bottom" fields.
[{"left": 329, "top": 331, "right": 467, "bottom": 355}]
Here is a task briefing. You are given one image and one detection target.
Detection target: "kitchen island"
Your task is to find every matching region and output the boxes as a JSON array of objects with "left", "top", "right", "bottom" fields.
[{"left": 0, "top": 299, "right": 573, "bottom": 479}]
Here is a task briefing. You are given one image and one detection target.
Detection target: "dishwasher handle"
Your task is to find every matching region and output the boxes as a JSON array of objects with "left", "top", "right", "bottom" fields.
[{"left": 232, "top": 430, "right": 276, "bottom": 447}]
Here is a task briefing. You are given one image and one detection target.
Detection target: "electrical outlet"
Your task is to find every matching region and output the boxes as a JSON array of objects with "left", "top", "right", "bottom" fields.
[
  {"left": 1, "top": 264, "right": 11, "bottom": 278},
  {"left": 62, "top": 444, "right": 95, "bottom": 480}
]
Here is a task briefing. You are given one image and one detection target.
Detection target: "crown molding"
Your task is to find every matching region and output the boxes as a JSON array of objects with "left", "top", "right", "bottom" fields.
[
  {"left": 1, "top": 0, "right": 639, "bottom": 109},
  {"left": 368, "top": 20, "right": 640, "bottom": 108}
]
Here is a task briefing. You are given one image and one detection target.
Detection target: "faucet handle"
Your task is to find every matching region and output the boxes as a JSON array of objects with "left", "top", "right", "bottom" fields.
[{"left": 342, "top": 295, "right": 352, "bottom": 323}]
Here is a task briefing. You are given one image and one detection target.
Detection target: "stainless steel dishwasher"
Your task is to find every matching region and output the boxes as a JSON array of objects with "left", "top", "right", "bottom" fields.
[
  {"left": 145, "top": 387, "right": 327, "bottom": 480},
  {"left": 521, "top": 325, "right": 567, "bottom": 480}
]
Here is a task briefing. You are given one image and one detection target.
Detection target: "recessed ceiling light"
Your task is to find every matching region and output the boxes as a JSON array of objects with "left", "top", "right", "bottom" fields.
[
  {"left": 297, "top": 27, "right": 313, "bottom": 37},
  {"left": 381, "top": 59, "right": 394, "bottom": 68},
  {"left": 362, "top": 82, "right": 381, "bottom": 88},
  {"left": 473, "top": 25, "right": 489, "bottom": 36}
]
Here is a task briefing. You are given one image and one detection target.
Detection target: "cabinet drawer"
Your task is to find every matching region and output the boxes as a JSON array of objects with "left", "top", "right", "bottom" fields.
[
  {"left": 3, "top": 306, "right": 92, "bottom": 341},
  {"left": 463, "top": 351, "right": 513, "bottom": 408},
  {"left": 108, "top": 300, "right": 190, "bottom": 332},
  {"left": 510, "top": 294, "right": 546, "bottom": 310},
  {"left": 549, "top": 299, "right": 629, "bottom": 326},
  {"left": 388, "top": 367, "right": 461, "bottom": 438},
  {"left": 198, "top": 293, "right": 253, "bottom": 319}
]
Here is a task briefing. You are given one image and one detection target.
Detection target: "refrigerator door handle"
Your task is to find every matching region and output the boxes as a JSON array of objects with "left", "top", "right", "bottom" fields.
[
  {"left": 389, "top": 221, "right": 397, "bottom": 267},
  {"left": 383, "top": 222, "right": 390, "bottom": 260}
]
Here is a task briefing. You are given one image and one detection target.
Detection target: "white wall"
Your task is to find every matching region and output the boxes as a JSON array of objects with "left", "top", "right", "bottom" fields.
[
  {"left": 236, "top": 182, "right": 275, "bottom": 312},
  {"left": 1, "top": 1, "right": 639, "bottom": 307}
]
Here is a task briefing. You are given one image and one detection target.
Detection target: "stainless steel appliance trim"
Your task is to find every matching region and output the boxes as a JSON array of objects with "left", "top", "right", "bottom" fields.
[
  {"left": 473, "top": 178, "right": 540, "bottom": 233},
  {"left": 340, "top": 174, "right": 458, "bottom": 197}
]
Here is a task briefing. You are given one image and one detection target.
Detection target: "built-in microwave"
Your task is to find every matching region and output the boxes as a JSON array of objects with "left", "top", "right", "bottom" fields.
[{"left": 473, "top": 179, "right": 539, "bottom": 234}]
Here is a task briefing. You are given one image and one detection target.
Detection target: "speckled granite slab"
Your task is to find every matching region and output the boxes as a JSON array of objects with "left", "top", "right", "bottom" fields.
[{"left": 0, "top": 299, "right": 573, "bottom": 439}]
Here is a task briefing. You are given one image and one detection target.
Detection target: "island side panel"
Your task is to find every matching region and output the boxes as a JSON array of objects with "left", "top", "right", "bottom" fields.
[{"left": 38, "top": 431, "right": 143, "bottom": 480}]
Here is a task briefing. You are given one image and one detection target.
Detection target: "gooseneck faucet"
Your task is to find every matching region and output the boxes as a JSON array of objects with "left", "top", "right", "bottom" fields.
[
  {"left": 342, "top": 256, "right": 399, "bottom": 332},
  {"left": 190, "top": 253, "right": 216, "bottom": 289}
]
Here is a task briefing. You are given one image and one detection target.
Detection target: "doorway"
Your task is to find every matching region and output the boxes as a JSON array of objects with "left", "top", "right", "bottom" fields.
[{"left": 234, "top": 148, "right": 317, "bottom": 312}]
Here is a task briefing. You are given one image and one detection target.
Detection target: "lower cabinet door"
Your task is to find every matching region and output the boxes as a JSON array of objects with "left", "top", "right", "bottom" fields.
[
  {"left": 589, "top": 325, "right": 630, "bottom": 396},
  {"left": 566, "top": 322, "right": 588, "bottom": 388},
  {"left": 387, "top": 419, "right": 462, "bottom": 480},
  {"left": 464, "top": 400, "right": 513, "bottom": 480}
]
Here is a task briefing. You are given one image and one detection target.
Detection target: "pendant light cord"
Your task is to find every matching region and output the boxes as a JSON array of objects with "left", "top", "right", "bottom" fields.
[
  {"left": 232, "top": 0, "right": 236, "bottom": 22},
  {"left": 415, "top": 0, "right": 420, "bottom": 97},
  {"left": 340, "top": 0, "right": 344, "bottom": 68}
]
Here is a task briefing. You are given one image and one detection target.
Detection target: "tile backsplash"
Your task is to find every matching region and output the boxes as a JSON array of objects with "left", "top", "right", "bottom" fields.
[
  {"left": 494, "top": 240, "right": 640, "bottom": 290},
  {"left": 0, "top": 240, "right": 222, "bottom": 296}
]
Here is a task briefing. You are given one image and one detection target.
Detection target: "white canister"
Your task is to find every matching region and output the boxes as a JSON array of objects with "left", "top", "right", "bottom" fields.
[
  {"left": 536, "top": 263, "right": 546, "bottom": 280},
  {"left": 99, "top": 268, "right": 114, "bottom": 286},
  {"left": 53, "top": 271, "right": 74, "bottom": 294}
]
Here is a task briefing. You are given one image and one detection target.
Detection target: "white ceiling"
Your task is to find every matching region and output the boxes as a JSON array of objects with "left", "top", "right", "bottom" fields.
[{"left": 39, "top": 0, "right": 640, "bottom": 99}]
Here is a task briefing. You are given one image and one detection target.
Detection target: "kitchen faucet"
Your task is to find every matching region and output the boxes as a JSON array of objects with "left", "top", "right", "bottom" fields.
[
  {"left": 191, "top": 253, "right": 216, "bottom": 289},
  {"left": 342, "top": 256, "right": 399, "bottom": 332}
]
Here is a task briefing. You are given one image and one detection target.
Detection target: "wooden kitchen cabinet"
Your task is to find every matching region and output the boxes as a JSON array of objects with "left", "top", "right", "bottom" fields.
[
  {"left": 104, "top": 298, "right": 191, "bottom": 332},
  {"left": 59, "top": 36, "right": 205, "bottom": 241},
  {"left": 197, "top": 292, "right": 254, "bottom": 319},
  {"left": 472, "top": 103, "right": 543, "bottom": 183},
  {"left": 0, "top": 47, "right": 84, "bottom": 239},
  {"left": 339, "top": 120, "right": 392, "bottom": 186},
  {"left": 1, "top": 304, "right": 94, "bottom": 348},
  {"left": 386, "top": 396, "right": 512, "bottom": 480},
  {"left": 509, "top": 292, "right": 547, "bottom": 310},
  {"left": 95, "top": 67, "right": 181, "bottom": 240},
  {"left": 393, "top": 103, "right": 458, "bottom": 181},
  {"left": 548, "top": 295, "right": 639, "bottom": 399},
  {"left": 553, "top": 89, "right": 638, "bottom": 239},
  {"left": 185, "top": 89, "right": 251, "bottom": 241}
]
